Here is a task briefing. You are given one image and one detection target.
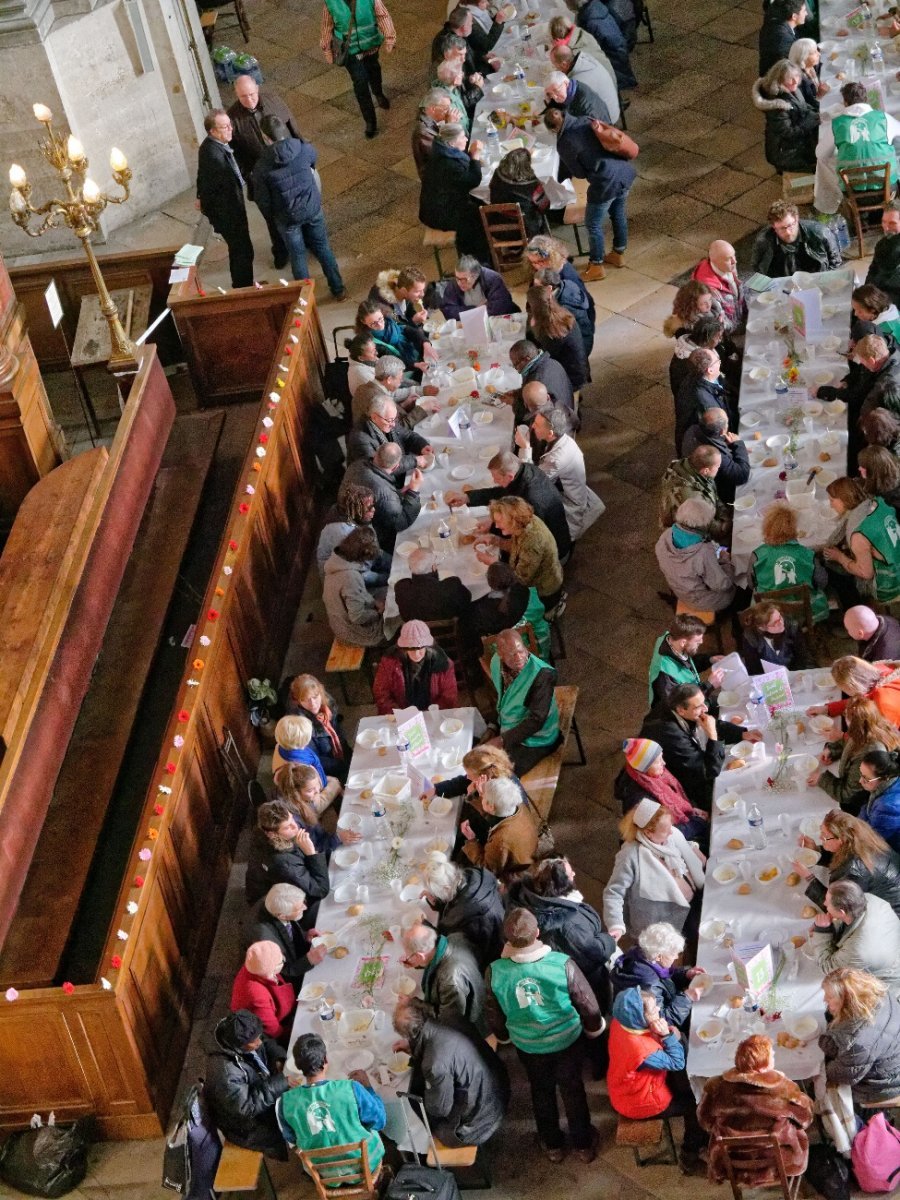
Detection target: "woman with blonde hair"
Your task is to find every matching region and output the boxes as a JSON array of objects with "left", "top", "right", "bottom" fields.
[
  {"left": 806, "top": 697, "right": 900, "bottom": 812},
  {"left": 751, "top": 59, "right": 818, "bottom": 174},
  {"left": 603, "top": 799, "right": 706, "bottom": 941},
  {"left": 749, "top": 501, "right": 828, "bottom": 620},
  {"left": 808, "top": 656, "right": 900, "bottom": 727},
  {"left": 524, "top": 233, "right": 572, "bottom": 274},
  {"left": 792, "top": 808, "right": 900, "bottom": 916},
  {"left": 823, "top": 475, "right": 900, "bottom": 605},
  {"left": 285, "top": 673, "right": 351, "bottom": 782},
  {"left": 525, "top": 285, "right": 588, "bottom": 391},
  {"left": 427, "top": 742, "right": 529, "bottom": 851},
  {"left": 273, "top": 763, "right": 362, "bottom": 855},
  {"left": 663, "top": 281, "right": 721, "bottom": 339},
  {"left": 479, "top": 496, "right": 563, "bottom": 609},
  {"left": 820, "top": 968, "right": 900, "bottom": 1104},
  {"left": 272, "top": 714, "right": 342, "bottom": 810}
]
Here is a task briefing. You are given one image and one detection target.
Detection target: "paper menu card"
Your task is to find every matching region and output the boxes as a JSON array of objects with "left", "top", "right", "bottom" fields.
[
  {"left": 755, "top": 668, "right": 794, "bottom": 712},
  {"left": 791, "top": 288, "right": 822, "bottom": 338},
  {"left": 394, "top": 706, "right": 432, "bottom": 760},
  {"left": 732, "top": 942, "right": 774, "bottom": 997},
  {"left": 459, "top": 304, "right": 490, "bottom": 348}
]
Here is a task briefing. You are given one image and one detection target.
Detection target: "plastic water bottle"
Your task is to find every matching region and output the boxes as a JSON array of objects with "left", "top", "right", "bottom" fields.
[
  {"left": 872, "top": 41, "right": 884, "bottom": 71},
  {"left": 747, "top": 804, "right": 768, "bottom": 850},
  {"left": 371, "top": 795, "right": 389, "bottom": 838},
  {"left": 513, "top": 61, "right": 525, "bottom": 83},
  {"left": 396, "top": 731, "right": 412, "bottom": 769},
  {"left": 486, "top": 126, "right": 501, "bottom": 164},
  {"left": 774, "top": 378, "right": 788, "bottom": 406},
  {"left": 317, "top": 998, "right": 337, "bottom": 1044},
  {"left": 458, "top": 406, "right": 471, "bottom": 434},
  {"left": 438, "top": 518, "right": 451, "bottom": 543}
]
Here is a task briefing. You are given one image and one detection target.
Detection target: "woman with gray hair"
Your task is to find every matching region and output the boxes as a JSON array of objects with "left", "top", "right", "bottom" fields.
[
  {"left": 655, "top": 497, "right": 737, "bottom": 613},
  {"left": 788, "top": 37, "right": 827, "bottom": 106},
  {"left": 460, "top": 775, "right": 539, "bottom": 879},
  {"left": 610, "top": 921, "right": 708, "bottom": 1027},
  {"left": 751, "top": 58, "right": 819, "bottom": 174},
  {"left": 422, "top": 857, "right": 505, "bottom": 966}
]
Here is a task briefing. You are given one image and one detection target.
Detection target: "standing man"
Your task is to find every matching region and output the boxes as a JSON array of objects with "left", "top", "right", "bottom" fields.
[
  {"left": 544, "top": 69, "right": 611, "bottom": 124},
  {"left": 866, "top": 204, "right": 900, "bottom": 307},
  {"left": 252, "top": 117, "right": 346, "bottom": 300},
  {"left": 320, "top": 0, "right": 396, "bottom": 139},
  {"left": 196, "top": 109, "right": 254, "bottom": 289},
  {"left": 549, "top": 44, "right": 620, "bottom": 126},
  {"left": 228, "top": 76, "right": 301, "bottom": 269}
]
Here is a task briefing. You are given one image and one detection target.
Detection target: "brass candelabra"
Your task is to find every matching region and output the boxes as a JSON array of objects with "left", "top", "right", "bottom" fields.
[{"left": 7, "top": 103, "right": 139, "bottom": 373}]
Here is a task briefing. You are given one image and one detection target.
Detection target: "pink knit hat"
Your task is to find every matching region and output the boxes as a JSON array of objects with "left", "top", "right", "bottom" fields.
[
  {"left": 622, "top": 738, "right": 662, "bottom": 773},
  {"left": 245, "top": 941, "right": 285, "bottom": 978},
  {"left": 398, "top": 619, "right": 434, "bottom": 649}
]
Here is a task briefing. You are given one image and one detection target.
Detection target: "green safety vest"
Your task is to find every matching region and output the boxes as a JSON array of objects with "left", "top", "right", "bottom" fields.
[
  {"left": 325, "top": 0, "right": 383, "bottom": 55},
  {"left": 880, "top": 317, "right": 900, "bottom": 345},
  {"left": 490, "top": 950, "right": 581, "bottom": 1054},
  {"left": 490, "top": 652, "right": 560, "bottom": 748},
  {"left": 857, "top": 497, "right": 900, "bottom": 602},
  {"left": 647, "top": 633, "right": 700, "bottom": 706},
  {"left": 833, "top": 110, "right": 899, "bottom": 185},
  {"left": 281, "top": 1080, "right": 383, "bottom": 1183},
  {"left": 751, "top": 541, "right": 829, "bottom": 622},
  {"left": 517, "top": 587, "right": 551, "bottom": 660}
]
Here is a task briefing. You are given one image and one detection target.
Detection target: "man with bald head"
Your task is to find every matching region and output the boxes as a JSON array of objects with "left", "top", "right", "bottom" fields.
[
  {"left": 228, "top": 76, "right": 301, "bottom": 268},
  {"left": 844, "top": 604, "right": 900, "bottom": 661},
  {"left": 691, "top": 240, "right": 747, "bottom": 335},
  {"left": 395, "top": 547, "right": 471, "bottom": 622},
  {"left": 342, "top": 443, "right": 423, "bottom": 551},
  {"left": 680, "top": 407, "right": 749, "bottom": 504},
  {"left": 549, "top": 42, "right": 619, "bottom": 125},
  {"left": 484, "top": 629, "right": 562, "bottom": 775}
]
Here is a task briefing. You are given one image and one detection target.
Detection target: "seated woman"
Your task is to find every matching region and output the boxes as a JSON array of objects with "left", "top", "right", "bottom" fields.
[
  {"left": 603, "top": 799, "right": 706, "bottom": 943},
  {"left": 663, "top": 280, "right": 725, "bottom": 342},
  {"left": 788, "top": 37, "right": 828, "bottom": 107},
  {"left": 607, "top": 986, "right": 706, "bottom": 1170},
  {"left": 822, "top": 476, "right": 900, "bottom": 606},
  {"left": 230, "top": 941, "right": 296, "bottom": 1048},
  {"left": 654, "top": 497, "right": 736, "bottom": 615},
  {"left": 669, "top": 313, "right": 737, "bottom": 403},
  {"left": 273, "top": 764, "right": 362, "bottom": 856},
  {"left": 469, "top": 561, "right": 551, "bottom": 659},
  {"left": 820, "top": 967, "right": 900, "bottom": 1105},
  {"left": 852, "top": 284, "right": 900, "bottom": 348},
  {"left": 272, "top": 715, "right": 341, "bottom": 811},
  {"left": 425, "top": 742, "right": 527, "bottom": 842},
  {"left": 858, "top": 749, "right": 900, "bottom": 853},
  {"left": 438, "top": 255, "right": 519, "bottom": 322},
  {"left": 807, "top": 656, "right": 900, "bottom": 728},
  {"left": 355, "top": 300, "right": 430, "bottom": 375},
  {"left": 460, "top": 775, "right": 538, "bottom": 880},
  {"left": 421, "top": 857, "right": 505, "bottom": 969},
  {"left": 244, "top": 799, "right": 331, "bottom": 910},
  {"left": 697, "top": 1034, "right": 813, "bottom": 1186},
  {"left": 611, "top": 921, "right": 708, "bottom": 1031},
  {"left": 284, "top": 674, "right": 351, "bottom": 783},
  {"left": 752, "top": 59, "right": 819, "bottom": 174},
  {"left": 323, "top": 527, "right": 393, "bottom": 649},
  {"left": 740, "top": 601, "right": 809, "bottom": 675},
  {"left": 861, "top": 406, "right": 900, "bottom": 460},
  {"left": 615, "top": 738, "right": 710, "bottom": 846},
  {"left": 806, "top": 696, "right": 900, "bottom": 814},
  {"left": 478, "top": 496, "right": 563, "bottom": 611},
  {"left": 489, "top": 148, "right": 550, "bottom": 239},
  {"left": 315, "top": 481, "right": 390, "bottom": 589},
  {"left": 749, "top": 502, "right": 829, "bottom": 622},
  {"left": 525, "top": 285, "right": 589, "bottom": 391},
  {"left": 859, "top": 444, "right": 900, "bottom": 517},
  {"left": 372, "top": 620, "right": 459, "bottom": 714},
  {"left": 793, "top": 808, "right": 900, "bottom": 918}
]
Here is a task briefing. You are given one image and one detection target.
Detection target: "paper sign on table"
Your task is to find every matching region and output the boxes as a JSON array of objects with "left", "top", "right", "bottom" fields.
[
  {"left": 714, "top": 651, "right": 749, "bottom": 689},
  {"left": 447, "top": 406, "right": 469, "bottom": 439},
  {"left": 786, "top": 386, "right": 807, "bottom": 407},
  {"left": 732, "top": 942, "right": 774, "bottom": 997},
  {"left": 406, "top": 762, "right": 432, "bottom": 799},
  {"left": 459, "top": 304, "right": 490, "bottom": 348},
  {"left": 846, "top": 5, "right": 865, "bottom": 26},
  {"left": 756, "top": 668, "right": 794, "bottom": 712},
  {"left": 791, "top": 288, "right": 822, "bottom": 338},
  {"left": 861, "top": 75, "right": 886, "bottom": 111},
  {"left": 395, "top": 708, "right": 432, "bottom": 759}
]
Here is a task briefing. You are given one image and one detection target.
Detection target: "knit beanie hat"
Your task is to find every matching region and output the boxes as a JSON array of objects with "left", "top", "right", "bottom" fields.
[
  {"left": 398, "top": 619, "right": 434, "bottom": 648},
  {"left": 245, "top": 940, "right": 284, "bottom": 977},
  {"left": 622, "top": 738, "right": 662, "bottom": 773}
]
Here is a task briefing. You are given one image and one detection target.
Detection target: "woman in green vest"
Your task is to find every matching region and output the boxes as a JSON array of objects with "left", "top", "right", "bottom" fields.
[
  {"left": 852, "top": 285, "right": 900, "bottom": 349},
  {"left": 823, "top": 478, "right": 900, "bottom": 604},
  {"left": 321, "top": 0, "right": 395, "bottom": 138},
  {"left": 860, "top": 446, "right": 900, "bottom": 519},
  {"left": 750, "top": 501, "right": 829, "bottom": 621}
]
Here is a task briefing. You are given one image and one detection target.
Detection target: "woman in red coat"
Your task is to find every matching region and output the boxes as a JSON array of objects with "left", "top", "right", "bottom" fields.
[
  {"left": 373, "top": 620, "right": 458, "bottom": 714},
  {"left": 230, "top": 941, "right": 296, "bottom": 1048}
]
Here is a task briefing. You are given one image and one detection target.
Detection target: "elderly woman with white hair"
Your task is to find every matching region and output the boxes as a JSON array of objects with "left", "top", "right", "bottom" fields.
[
  {"left": 272, "top": 714, "right": 342, "bottom": 811},
  {"left": 655, "top": 496, "right": 737, "bottom": 614},
  {"left": 461, "top": 775, "right": 538, "bottom": 879},
  {"left": 250, "top": 883, "right": 329, "bottom": 983},
  {"left": 788, "top": 38, "right": 827, "bottom": 106},
  {"left": 603, "top": 799, "right": 706, "bottom": 942},
  {"left": 751, "top": 58, "right": 819, "bottom": 174},
  {"left": 422, "top": 857, "right": 505, "bottom": 967},
  {"left": 610, "top": 921, "right": 708, "bottom": 1028}
]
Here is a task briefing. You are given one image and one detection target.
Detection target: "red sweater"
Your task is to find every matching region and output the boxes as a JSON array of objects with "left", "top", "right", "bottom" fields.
[
  {"left": 230, "top": 966, "right": 296, "bottom": 1042},
  {"left": 607, "top": 1019, "right": 672, "bottom": 1119}
]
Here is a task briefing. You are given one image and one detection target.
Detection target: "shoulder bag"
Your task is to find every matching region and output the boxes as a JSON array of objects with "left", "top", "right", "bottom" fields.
[
  {"left": 331, "top": 0, "right": 357, "bottom": 66},
  {"left": 591, "top": 119, "right": 639, "bottom": 160}
]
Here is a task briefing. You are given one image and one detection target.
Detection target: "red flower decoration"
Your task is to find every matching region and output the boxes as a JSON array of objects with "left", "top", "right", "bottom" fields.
[
  {"left": 154, "top": 803, "right": 164, "bottom": 816},
  {"left": 259, "top": 434, "right": 269, "bottom": 445},
  {"left": 198, "top": 289, "right": 206, "bottom": 297},
  {"left": 133, "top": 878, "right": 144, "bottom": 890},
  {"left": 293, "top": 318, "right": 301, "bottom": 327},
  {"left": 178, "top": 709, "right": 190, "bottom": 723},
  {"left": 62, "top": 981, "right": 75, "bottom": 994},
  {"left": 208, "top": 608, "right": 220, "bottom": 621},
  {"left": 284, "top": 345, "right": 293, "bottom": 355},
  {"left": 470, "top": 390, "right": 479, "bottom": 398},
  {"left": 229, "top": 540, "right": 239, "bottom": 551},
  {"left": 239, "top": 502, "right": 250, "bottom": 514},
  {"left": 193, "top": 658, "right": 204, "bottom": 670},
  {"left": 252, "top": 462, "right": 261, "bottom": 472},
  {"left": 111, "top": 954, "right": 123, "bottom": 968},
  {"left": 267, "top": 402, "right": 277, "bottom": 411},
  {"left": 165, "top": 761, "right": 176, "bottom": 773}
]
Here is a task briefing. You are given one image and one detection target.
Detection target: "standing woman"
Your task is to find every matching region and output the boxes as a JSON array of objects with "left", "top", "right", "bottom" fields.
[
  {"left": 321, "top": 0, "right": 396, "bottom": 139},
  {"left": 788, "top": 38, "right": 828, "bottom": 106},
  {"left": 526, "top": 285, "right": 589, "bottom": 391}
]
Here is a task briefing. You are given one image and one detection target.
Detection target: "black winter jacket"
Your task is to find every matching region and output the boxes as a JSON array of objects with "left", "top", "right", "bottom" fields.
[
  {"left": 435, "top": 867, "right": 506, "bottom": 968},
  {"left": 346, "top": 418, "right": 429, "bottom": 475},
  {"left": 756, "top": 86, "right": 818, "bottom": 174},
  {"left": 805, "top": 846, "right": 900, "bottom": 919},
  {"left": 867, "top": 232, "right": 900, "bottom": 307},
  {"left": 820, "top": 991, "right": 900, "bottom": 1101},
  {"left": 342, "top": 457, "right": 422, "bottom": 552},
  {"left": 409, "top": 1017, "right": 510, "bottom": 1145},
  {"left": 577, "top": 0, "right": 637, "bottom": 88},
  {"left": 252, "top": 137, "right": 321, "bottom": 226},
  {"left": 639, "top": 709, "right": 743, "bottom": 811},
  {"left": 679, "top": 428, "right": 750, "bottom": 504},
  {"left": 244, "top": 833, "right": 330, "bottom": 908},
  {"left": 555, "top": 112, "right": 637, "bottom": 205},
  {"left": 758, "top": 17, "right": 796, "bottom": 75},
  {"left": 750, "top": 219, "right": 842, "bottom": 277},
  {"left": 674, "top": 374, "right": 736, "bottom": 456},
  {"left": 509, "top": 881, "right": 617, "bottom": 1001},
  {"left": 205, "top": 1035, "right": 290, "bottom": 1155},
  {"left": 610, "top": 945, "right": 693, "bottom": 1028}
]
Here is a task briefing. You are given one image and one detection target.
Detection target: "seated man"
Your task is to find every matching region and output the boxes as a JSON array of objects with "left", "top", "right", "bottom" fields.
[
  {"left": 750, "top": 199, "right": 842, "bottom": 277},
  {"left": 681, "top": 407, "right": 750, "bottom": 505},
  {"left": 401, "top": 923, "right": 485, "bottom": 1031},
  {"left": 844, "top": 604, "right": 900, "bottom": 661},
  {"left": 518, "top": 406, "right": 604, "bottom": 541},
  {"left": 690, "top": 241, "right": 747, "bottom": 335},
  {"left": 544, "top": 69, "right": 611, "bottom": 123},
  {"left": 351, "top": 356, "right": 423, "bottom": 425},
  {"left": 342, "top": 444, "right": 423, "bottom": 553},
  {"left": 205, "top": 1010, "right": 291, "bottom": 1158},
  {"left": 508, "top": 339, "right": 575, "bottom": 414},
  {"left": 674, "top": 348, "right": 736, "bottom": 456},
  {"left": 815, "top": 81, "right": 900, "bottom": 217},
  {"left": 278, "top": 1033, "right": 386, "bottom": 1179},
  {"left": 316, "top": 482, "right": 389, "bottom": 589},
  {"left": 470, "top": 561, "right": 551, "bottom": 658},
  {"left": 346, "top": 395, "right": 432, "bottom": 473},
  {"left": 250, "top": 884, "right": 328, "bottom": 985},
  {"left": 659, "top": 444, "right": 731, "bottom": 541},
  {"left": 486, "top": 627, "right": 562, "bottom": 777},
  {"left": 368, "top": 265, "right": 429, "bottom": 330},
  {"left": 809, "top": 881, "right": 900, "bottom": 990},
  {"left": 866, "top": 205, "right": 900, "bottom": 308},
  {"left": 648, "top": 613, "right": 722, "bottom": 712},
  {"left": 395, "top": 548, "right": 472, "bottom": 622},
  {"left": 439, "top": 255, "right": 520, "bottom": 321},
  {"left": 392, "top": 997, "right": 510, "bottom": 1147}
]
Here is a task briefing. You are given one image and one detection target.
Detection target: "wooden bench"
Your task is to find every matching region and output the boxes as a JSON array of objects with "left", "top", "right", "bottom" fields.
[
  {"left": 214, "top": 1141, "right": 277, "bottom": 1197},
  {"left": 563, "top": 177, "right": 589, "bottom": 259},
  {"left": 615, "top": 1116, "right": 677, "bottom": 1167},
  {"left": 782, "top": 171, "right": 815, "bottom": 206},
  {"left": 422, "top": 227, "right": 456, "bottom": 276},
  {"left": 426, "top": 1138, "right": 491, "bottom": 1190},
  {"left": 520, "top": 684, "right": 586, "bottom": 822},
  {"left": 325, "top": 638, "right": 370, "bottom": 705}
]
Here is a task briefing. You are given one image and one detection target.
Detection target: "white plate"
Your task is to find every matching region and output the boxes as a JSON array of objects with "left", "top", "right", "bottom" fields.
[
  {"left": 348, "top": 770, "right": 375, "bottom": 788},
  {"left": 395, "top": 541, "right": 417, "bottom": 558},
  {"left": 712, "top": 862, "right": 740, "bottom": 884},
  {"left": 440, "top": 718, "right": 464, "bottom": 736},
  {"left": 450, "top": 465, "right": 474, "bottom": 481},
  {"left": 345, "top": 1049, "right": 375, "bottom": 1071},
  {"left": 742, "top": 411, "right": 762, "bottom": 428},
  {"left": 334, "top": 847, "right": 360, "bottom": 868},
  {"left": 478, "top": 444, "right": 500, "bottom": 461},
  {"left": 356, "top": 729, "right": 382, "bottom": 749}
]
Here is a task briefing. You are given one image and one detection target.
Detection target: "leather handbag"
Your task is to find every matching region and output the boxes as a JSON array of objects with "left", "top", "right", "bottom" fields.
[
  {"left": 331, "top": 0, "right": 357, "bottom": 66},
  {"left": 591, "top": 119, "right": 639, "bottom": 160}
]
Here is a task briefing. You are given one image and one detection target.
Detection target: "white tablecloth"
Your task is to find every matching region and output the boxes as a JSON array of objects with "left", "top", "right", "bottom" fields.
[{"left": 687, "top": 670, "right": 842, "bottom": 1084}]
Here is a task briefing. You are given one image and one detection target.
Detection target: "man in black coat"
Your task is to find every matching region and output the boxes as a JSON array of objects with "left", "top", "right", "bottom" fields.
[
  {"left": 758, "top": 0, "right": 807, "bottom": 75},
  {"left": 205, "top": 1011, "right": 290, "bottom": 1157},
  {"left": 249, "top": 883, "right": 328, "bottom": 983},
  {"left": 459, "top": 449, "right": 573, "bottom": 561},
  {"left": 395, "top": 548, "right": 472, "bottom": 622},
  {"left": 426, "top": 860, "right": 505, "bottom": 969},
  {"left": 750, "top": 200, "right": 842, "bottom": 277},
  {"left": 866, "top": 207, "right": 900, "bottom": 307},
  {"left": 681, "top": 408, "right": 750, "bottom": 505},
  {"left": 640, "top": 683, "right": 751, "bottom": 811},
  {"left": 674, "top": 348, "right": 737, "bottom": 455},
  {"left": 196, "top": 109, "right": 254, "bottom": 288},
  {"left": 510, "top": 339, "right": 576, "bottom": 413},
  {"left": 343, "top": 445, "right": 423, "bottom": 552},
  {"left": 544, "top": 71, "right": 611, "bottom": 124},
  {"left": 393, "top": 999, "right": 510, "bottom": 1147},
  {"left": 419, "top": 124, "right": 488, "bottom": 260},
  {"left": 346, "top": 395, "right": 431, "bottom": 475},
  {"left": 464, "top": 0, "right": 506, "bottom": 74},
  {"left": 845, "top": 605, "right": 900, "bottom": 662}
]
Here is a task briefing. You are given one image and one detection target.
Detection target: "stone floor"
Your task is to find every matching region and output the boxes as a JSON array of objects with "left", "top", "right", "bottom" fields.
[{"left": 1, "top": 0, "right": 878, "bottom": 1194}]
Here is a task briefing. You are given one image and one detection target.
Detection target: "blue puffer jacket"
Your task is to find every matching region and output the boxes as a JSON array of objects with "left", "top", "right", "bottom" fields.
[
  {"left": 576, "top": 0, "right": 637, "bottom": 88},
  {"left": 555, "top": 113, "right": 637, "bottom": 205},
  {"left": 862, "top": 777, "right": 900, "bottom": 854},
  {"left": 557, "top": 261, "right": 595, "bottom": 356},
  {"left": 252, "top": 137, "right": 321, "bottom": 226}
]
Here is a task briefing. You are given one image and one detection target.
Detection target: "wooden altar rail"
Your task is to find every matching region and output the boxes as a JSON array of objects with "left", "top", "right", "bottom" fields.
[{"left": 0, "top": 283, "right": 327, "bottom": 1138}]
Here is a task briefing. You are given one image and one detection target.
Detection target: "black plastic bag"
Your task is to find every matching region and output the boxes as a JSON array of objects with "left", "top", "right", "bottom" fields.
[
  {"left": 0, "top": 1120, "right": 89, "bottom": 1197},
  {"left": 805, "top": 1142, "right": 853, "bottom": 1200}
]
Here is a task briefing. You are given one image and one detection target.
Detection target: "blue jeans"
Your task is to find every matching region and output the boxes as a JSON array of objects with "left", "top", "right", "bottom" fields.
[
  {"left": 585, "top": 190, "right": 629, "bottom": 264},
  {"left": 279, "top": 212, "right": 344, "bottom": 295}
]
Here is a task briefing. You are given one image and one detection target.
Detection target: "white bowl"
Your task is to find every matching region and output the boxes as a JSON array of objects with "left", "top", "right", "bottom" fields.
[
  {"left": 345, "top": 1049, "right": 375, "bottom": 1071},
  {"left": 450, "top": 464, "right": 474, "bottom": 480},
  {"left": 338, "top": 813, "right": 363, "bottom": 833},
  {"left": 425, "top": 837, "right": 450, "bottom": 856},
  {"left": 691, "top": 973, "right": 715, "bottom": 996},
  {"left": 803, "top": 399, "right": 824, "bottom": 416},
  {"left": 440, "top": 718, "right": 463, "bottom": 736},
  {"left": 357, "top": 728, "right": 383, "bottom": 749},
  {"left": 786, "top": 479, "right": 813, "bottom": 499},
  {"left": 810, "top": 714, "right": 833, "bottom": 735},
  {"left": 731, "top": 740, "right": 755, "bottom": 758},
  {"left": 794, "top": 846, "right": 820, "bottom": 868},
  {"left": 734, "top": 494, "right": 756, "bottom": 511},
  {"left": 716, "top": 790, "right": 741, "bottom": 814},
  {"left": 348, "top": 770, "right": 375, "bottom": 788},
  {"left": 814, "top": 671, "right": 835, "bottom": 690},
  {"left": 400, "top": 883, "right": 423, "bottom": 903},
  {"left": 697, "top": 1019, "right": 725, "bottom": 1045},
  {"left": 791, "top": 753, "right": 819, "bottom": 775},
  {"left": 713, "top": 862, "right": 740, "bottom": 883},
  {"left": 473, "top": 410, "right": 493, "bottom": 424},
  {"left": 700, "top": 918, "right": 727, "bottom": 941},
  {"left": 334, "top": 847, "right": 361, "bottom": 869},
  {"left": 429, "top": 795, "right": 453, "bottom": 817},
  {"left": 388, "top": 1051, "right": 411, "bottom": 1074},
  {"left": 746, "top": 318, "right": 768, "bottom": 334},
  {"left": 395, "top": 541, "right": 417, "bottom": 558},
  {"left": 824, "top": 399, "right": 847, "bottom": 416},
  {"left": 756, "top": 863, "right": 781, "bottom": 885},
  {"left": 333, "top": 882, "right": 357, "bottom": 904},
  {"left": 741, "top": 411, "right": 762, "bottom": 429},
  {"left": 784, "top": 1013, "right": 819, "bottom": 1042},
  {"left": 299, "top": 981, "right": 328, "bottom": 1003},
  {"left": 392, "top": 974, "right": 417, "bottom": 997},
  {"left": 767, "top": 434, "right": 790, "bottom": 450},
  {"left": 718, "top": 689, "right": 744, "bottom": 708},
  {"left": 749, "top": 365, "right": 771, "bottom": 383},
  {"left": 478, "top": 444, "right": 500, "bottom": 461}
]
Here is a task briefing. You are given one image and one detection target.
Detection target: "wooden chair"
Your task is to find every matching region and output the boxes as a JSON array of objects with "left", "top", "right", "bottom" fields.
[
  {"left": 296, "top": 1140, "right": 379, "bottom": 1200},
  {"left": 615, "top": 1115, "right": 676, "bottom": 1166},
  {"left": 426, "top": 1138, "right": 492, "bottom": 1189},
  {"left": 425, "top": 616, "right": 474, "bottom": 705},
  {"left": 710, "top": 1132, "right": 803, "bottom": 1200},
  {"left": 214, "top": 1141, "right": 277, "bottom": 1198},
  {"left": 197, "top": 0, "right": 250, "bottom": 43},
  {"left": 520, "top": 684, "right": 587, "bottom": 822},
  {"left": 422, "top": 227, "right": 456, "bottom": 276},
  {"left": 479, "top": 203, "right": 529, "bottom": 274},
  {"left": 562, "top": 177, "right": 589, "bottom": 259},
  {"left": 752, "top": 583, "right": 827, "bottom": 664},
  {"left": 839, "top": 162, "right": 897, "bottom": 258},
  {"left": 675, "top": 598, "right": 726, "bottom": 655}
]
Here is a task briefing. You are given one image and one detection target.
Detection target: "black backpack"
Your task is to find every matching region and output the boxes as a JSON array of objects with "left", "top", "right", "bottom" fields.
[{"left": 162, "top": 1081, "right": 222, "bottom": 1199}]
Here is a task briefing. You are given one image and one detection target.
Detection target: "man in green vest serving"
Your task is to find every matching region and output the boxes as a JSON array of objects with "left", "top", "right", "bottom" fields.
[
  {"left": 486, "top": 628, "right": 562, "bottom": 776},
  {"left": 648, "top": 613, "right": 724, "bottom": 711},
  {"left": 486, "top": 908, "right": 604, "bottom": 1164},
  {"left": 278, "top": 1033, "right": 386, "bottom": 1183},
  {"left": 320, "top": 0, "right": 397, "bottom": 139},
  {"left": 816, "top": 81, "right": 900, "bottom": 215}
]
